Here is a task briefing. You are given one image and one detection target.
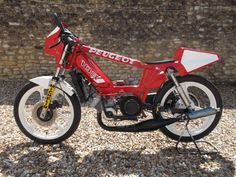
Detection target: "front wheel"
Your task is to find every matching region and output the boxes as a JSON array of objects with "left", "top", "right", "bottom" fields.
[
  {"left": 153, "top": 75, "right": 223, "bottom": 142},
  {"left": 14, "top": 82, "right": 81, "bottom": 144}
]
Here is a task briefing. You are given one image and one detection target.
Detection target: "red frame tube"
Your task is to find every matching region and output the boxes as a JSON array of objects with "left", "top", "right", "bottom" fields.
[{"left": 70, "top": 44, "right": 184, "bottom": 102}]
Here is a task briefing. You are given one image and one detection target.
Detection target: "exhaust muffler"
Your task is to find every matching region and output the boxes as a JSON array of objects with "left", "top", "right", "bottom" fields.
[{"left": 187, "top": 107, "right": 219, "bottom": 120}]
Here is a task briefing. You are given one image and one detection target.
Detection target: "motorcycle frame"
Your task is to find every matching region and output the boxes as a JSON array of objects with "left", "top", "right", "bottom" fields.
[
  {"left": 45, "top": 27, "right": 221, "bottom": 104},
  {"left": 64, "top": 44, "right": 186, "bottom": 103}
]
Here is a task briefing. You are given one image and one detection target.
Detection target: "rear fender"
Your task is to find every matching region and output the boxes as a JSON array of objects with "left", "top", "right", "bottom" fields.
[{"left": 30, "top": 76, "right": 75, "bottom": 96}]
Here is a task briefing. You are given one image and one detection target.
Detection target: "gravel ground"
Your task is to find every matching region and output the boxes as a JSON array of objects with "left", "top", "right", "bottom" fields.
[{"left": 0, "top": 80, "right": 235, "bottom": 177}]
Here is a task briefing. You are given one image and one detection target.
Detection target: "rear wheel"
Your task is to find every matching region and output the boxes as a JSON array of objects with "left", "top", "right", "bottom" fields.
[
  {"left": 14, "top": 82, "right": 81, "bottom": 144},
  {"left": 153, "top": 75, "right": 223, "bottom": 142}
]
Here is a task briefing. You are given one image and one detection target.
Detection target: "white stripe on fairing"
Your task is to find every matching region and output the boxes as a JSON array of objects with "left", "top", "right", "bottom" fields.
[
  {"left": 47, "top": 27, "right": 60, "bottom": 37},
  {"left": 181, "top": 50, "right": 218, "bottom": 72},
  {"left": 94, "top": 78, "right": 105, "bottom": 83}
]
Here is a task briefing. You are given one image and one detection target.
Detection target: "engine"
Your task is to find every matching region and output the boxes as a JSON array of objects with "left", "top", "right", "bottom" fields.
[
  {"left": 119, "top": 96, "right": 142, "bottom": 116},
  {"left": 72, "top": 71, "right": 143, "bottom": 118},
  {"left": 103, "top": 95, "right": 143, "bottom": 118}
]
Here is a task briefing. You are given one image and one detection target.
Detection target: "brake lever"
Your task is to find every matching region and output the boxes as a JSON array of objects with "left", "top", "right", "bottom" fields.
[{"left": 49, "top": 40, "right": 61, "bottom": 49}]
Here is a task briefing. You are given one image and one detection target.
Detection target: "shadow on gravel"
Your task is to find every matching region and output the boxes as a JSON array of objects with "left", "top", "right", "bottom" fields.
[{"left": 0, "top": 142, "right": 234, "bottom": 177}]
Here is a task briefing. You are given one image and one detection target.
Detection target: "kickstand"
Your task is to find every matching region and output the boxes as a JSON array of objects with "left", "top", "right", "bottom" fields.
[{"left": 175, "top": 120, "right": 219, "bottom": 155}]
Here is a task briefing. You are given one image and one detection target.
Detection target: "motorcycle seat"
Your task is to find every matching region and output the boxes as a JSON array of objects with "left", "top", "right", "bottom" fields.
[{"left": 145, "top": 59, "right": 175, "bottom": 64}]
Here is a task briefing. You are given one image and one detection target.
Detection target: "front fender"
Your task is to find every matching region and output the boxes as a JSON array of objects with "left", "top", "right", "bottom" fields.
[{"left": 30, "top": 76, "right": 75, "bottom": 96}]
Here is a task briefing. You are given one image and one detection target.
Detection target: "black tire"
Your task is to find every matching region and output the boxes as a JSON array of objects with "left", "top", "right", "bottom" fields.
[
  {"left": 14, "top": 82, "right": 81, "bottom": 144},
  {"left": 153, "top": 75, "right": 223, "bottom": 142}
]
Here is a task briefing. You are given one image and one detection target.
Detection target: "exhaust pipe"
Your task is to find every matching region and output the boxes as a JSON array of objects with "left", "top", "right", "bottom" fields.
[
  {"left": 97, "top": 107, "right": 219, "bottom": 132},
  {"left": 187, "top": 107, "right": 219, "bottom": 120},
  {"left": 97, "top": 112, "right": 180, "bottom": 132}
]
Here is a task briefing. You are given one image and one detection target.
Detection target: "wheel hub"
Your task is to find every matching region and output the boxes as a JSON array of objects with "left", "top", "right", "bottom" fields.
[
  {"left": 32, "top": 101, "right": 57, "bottom": 127},
  {"left": 36, "top": 107, "right": 53, "bottom": 121},
  {"left": 174, "top": 93, "right": 200, "bottom": 110}
]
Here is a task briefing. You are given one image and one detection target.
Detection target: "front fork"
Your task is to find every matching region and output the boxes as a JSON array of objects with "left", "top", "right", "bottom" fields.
[
  {"left": 166, "top": 68, "right": 192, "bottom": 109},
  {"left": 40, "top": 44, "right": 69, "bottom": 119},
  {"left": 40, "top": 80, "right": 57, "bottom": 118}
]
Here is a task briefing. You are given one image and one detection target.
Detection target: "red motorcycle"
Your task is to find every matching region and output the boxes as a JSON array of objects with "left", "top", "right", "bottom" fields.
[{"left": 14, "top": 13, "right": 222, "bottom": 144}]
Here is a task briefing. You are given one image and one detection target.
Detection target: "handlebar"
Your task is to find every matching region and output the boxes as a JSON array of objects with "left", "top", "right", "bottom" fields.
[
  {"left": 61, "top": 35, "right": 76, "bottom": 46},
  {"left": 53, "top": 13, "right": 65, "bottom": 32},
  {"left": 50, "top": 13, "right": 77, "bottom": 48}
]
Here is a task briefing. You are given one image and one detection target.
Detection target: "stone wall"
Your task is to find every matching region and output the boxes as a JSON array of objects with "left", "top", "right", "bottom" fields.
[{"left": 0, "top": 0, "right": 235, "bottom": 83}]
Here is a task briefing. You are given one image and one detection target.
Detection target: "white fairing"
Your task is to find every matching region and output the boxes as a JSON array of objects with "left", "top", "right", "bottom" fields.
[
  {"left": 181, "top": 50, "right": 219, "bottom": 72},
  {"left": 30, "top": 76, "right": 74, "bottom": 96}
]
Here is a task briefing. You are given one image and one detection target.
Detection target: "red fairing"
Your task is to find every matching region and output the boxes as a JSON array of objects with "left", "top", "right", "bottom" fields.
[{"left": 44, "top": 27, "right": 64, "bottom": 65}]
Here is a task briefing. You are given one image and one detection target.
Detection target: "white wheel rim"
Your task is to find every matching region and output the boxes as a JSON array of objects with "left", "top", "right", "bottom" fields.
[
  {"left": 18, "top": 85, "right": 74, "bottom": 140},
  {"left": 160, "top": 82, "right": 217, "bottom": 137}
]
